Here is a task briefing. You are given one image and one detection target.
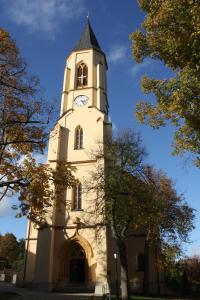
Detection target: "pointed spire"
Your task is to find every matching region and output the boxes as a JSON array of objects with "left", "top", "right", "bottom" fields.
[{"left": 73, "top": 19, "right": 102, "bottom": 52}]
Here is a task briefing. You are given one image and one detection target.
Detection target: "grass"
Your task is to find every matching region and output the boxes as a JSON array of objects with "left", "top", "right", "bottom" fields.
[{"left": 0, "top": 292, "right": 19, "bottom": 300}]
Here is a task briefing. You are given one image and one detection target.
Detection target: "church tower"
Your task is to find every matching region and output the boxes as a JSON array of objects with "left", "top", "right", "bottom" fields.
[
  {"left": 25, "top": 19, "right": 112, "bottom": 294},
  {"left": 25, "top": 20, "right": 159, "bottom": 296}
]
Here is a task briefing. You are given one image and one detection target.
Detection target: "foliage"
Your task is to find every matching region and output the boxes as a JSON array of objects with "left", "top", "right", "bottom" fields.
[
  {"left": 0, "top": 28, "right": 47, "bottom": 196},
  {"left": 104, "top": 130, "right": 146, "bottom": 236},
  {"left": 0, "top": 233, "right": 24, "bottom": 269},
  {"left": 131, "top": 165, "right": 194, "bottom": 294},
  {"left": 88, "top": 130, "right": 146, "bottom": 300},
  {"left": 162, "top": 243, "right": 184, "bottom": 291},
  {"left": 182, "top": 255, "right": 200, "bottom": 283},
  {"left": 0, "top": 28, "right": 76, "bottom": 222},
  {"left": 163, "top": 253, "right": 200, "bottom": 294},
  {"left": 88, "top": 129, "right": 194, "bottom": 299},
  {"left": 15, "top": 157, "right": 76, "bottom": 225},
  {"left": 130, "top": 0, "right": 200, "bottom": 166},
  {"left": 141, "top": 166, "right": 195, "bottom": 246},
  {"left": 12, "top": 239, "right": 25, "bottom": 271}
]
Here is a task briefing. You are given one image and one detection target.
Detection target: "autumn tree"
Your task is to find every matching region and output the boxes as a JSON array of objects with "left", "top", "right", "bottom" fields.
[
  {"left": 87, "top": 130, "right": 146, "bottom": 300},
  {"left": 182, "top": 255, "right": 200, "bottom": 285},
  {"left": 0, "top": 28, "right": 47, "bottom": 195},
  {"left": 16, "top": 157, "right": 76, "bottom": 224},
  {"left": 163, "top": 254, "right": 200, "bottom": 295},
  {"left": 0, "top": 233, "right": 19, "bottom": 268},
  {"left": 12, "top": 238, "right": 25, "bottom": 271},
  {"left": 161, "top": 244, "right": 183, "bottom": 291},
  {"left": 0, "top": 233, "right": 26, "bottom": 270},
  {"left": 131, "top": 0, "right": 200, "bottom": 166},
  {"left": 0, "top": 28, "right": 76, "bottom": 223},
  {"left": 140, "top": 166, "right": 195, "bottom": 294},
  {"left": 88, "top": 129, "right": 194, "bottom": 299}
]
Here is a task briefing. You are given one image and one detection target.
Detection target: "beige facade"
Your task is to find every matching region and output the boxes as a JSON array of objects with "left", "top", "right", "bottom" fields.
[{"left": 25, "top": 21, "right": 159, "bottom": 295}]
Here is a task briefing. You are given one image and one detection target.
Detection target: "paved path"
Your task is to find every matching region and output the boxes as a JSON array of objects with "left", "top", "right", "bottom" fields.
[{"left": 0, "top": 283, "right": 100, "bottom": 300}]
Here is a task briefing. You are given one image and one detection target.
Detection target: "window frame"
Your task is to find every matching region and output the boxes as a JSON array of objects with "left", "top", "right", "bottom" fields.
[
  {"left": 74, "top": 125, "right": 83, "bottom": 150},
  {"left": 77, "top": 63, "right": 88, "bottom": 88},
  {"left": 72, "top": 182, "right": 82, "bottom": 211}
]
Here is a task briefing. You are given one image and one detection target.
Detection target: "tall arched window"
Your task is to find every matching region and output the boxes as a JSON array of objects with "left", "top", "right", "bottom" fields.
[
  {"left": 77, "top": 63, "right": 88, "bottom": 87},
  {"left": 75, "top": 126, "right": 83, "bottom": 149},
  {"left": 72, "top": 182, "right": 82, "bottom": 210}
]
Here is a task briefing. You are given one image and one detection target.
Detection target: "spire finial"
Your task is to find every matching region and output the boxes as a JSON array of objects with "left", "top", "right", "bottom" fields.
[{"left": 86, "top": 11, "right": 90, "bottom": 20}]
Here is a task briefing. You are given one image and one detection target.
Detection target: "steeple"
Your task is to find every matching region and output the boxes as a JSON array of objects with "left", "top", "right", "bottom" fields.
[{"left": 73, "top": 19, "right": 102, "bottom": 52}]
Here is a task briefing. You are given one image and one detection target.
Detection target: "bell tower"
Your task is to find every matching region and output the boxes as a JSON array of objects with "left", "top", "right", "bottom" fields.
[
  {"left": 25, "top": 19, "right": 112, "bottom": 295},
  {"left": 60, "top": 19, "right": 108, "bottom": 115}
]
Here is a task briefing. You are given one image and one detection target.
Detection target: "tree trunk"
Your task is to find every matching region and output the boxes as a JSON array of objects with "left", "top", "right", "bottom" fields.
[
  {"left": 155, "top": 244, "right": 161, "bottom": 295},
  {"left": 117, "top": 240, "right": 130, "bottom": 300},
  {"left": 143, "top": 239, "right": 149, "bottom": 295}
]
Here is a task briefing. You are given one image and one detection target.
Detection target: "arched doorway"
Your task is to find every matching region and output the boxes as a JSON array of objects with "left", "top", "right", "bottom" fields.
[
  {"left": 69, "top": 242, "right": 86, "bottom": 283},
  {"left": 59, "top": 232, "right": 96, "bottom": 289}
]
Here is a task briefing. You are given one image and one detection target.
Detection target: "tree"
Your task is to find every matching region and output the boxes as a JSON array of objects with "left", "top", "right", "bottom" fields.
[
  {"left": 130, "top": 0, "right": 200, "bottom": 166},
  {"left": 0, "top": 28, "right": 47, "bottom": 196},
  {"left": 164, "top": 254, "right": 200, "bottom": 295},
  {"left": 88, "top": 130, "right": 146, "bottom": 300},
  {"left": 182, "top": 255, "right": 200, "bottom": 284},
  {"left": 88, "top": 129, "right": 194, "bottom": 299},
  {"left": 12, "top": 238, "right": 25, "bottom": 271},
  {"left": 0, "top": 233, "right": 25, "bottom": 270},
  {"left": 161, "top": 244, "right": 184, "bottom": 292},
  {"left": 17, "top": 157, "right": 76, "bottom": 224},
  {"left": 181, "top": 255, "right": 200, "bottom": 294},
  {"left": 0, "top": 233, "right": 19, "bottom": 267},
  {"left": 0, "top": 29, "right": 76, "bottom": 222},
  {"left": 140, "top": 166, "right": 195, "bottom": 294}
]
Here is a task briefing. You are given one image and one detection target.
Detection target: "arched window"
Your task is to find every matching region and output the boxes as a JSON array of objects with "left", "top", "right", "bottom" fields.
[
  {"left": 137, "top": 253, "right": 145, "bottom": 272},
  {"left": 75, "top": 126, "right": 83, "bottom": 149},
  {"left": 77, "top": 63, "right": 88, "bottom": 87},
  {"left": 72, "top": 182, "right": 82, "bottom": 210}
]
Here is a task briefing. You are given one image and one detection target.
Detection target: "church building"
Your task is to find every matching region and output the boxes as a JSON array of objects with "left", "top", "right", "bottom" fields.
[{"left": 24, "top": 20, "right": 158, "bottom": 295}]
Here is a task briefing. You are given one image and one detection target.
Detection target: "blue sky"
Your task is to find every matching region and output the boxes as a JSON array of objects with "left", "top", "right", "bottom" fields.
[{"left": 0, "top": 0, "right": 199, "bottom": 256}]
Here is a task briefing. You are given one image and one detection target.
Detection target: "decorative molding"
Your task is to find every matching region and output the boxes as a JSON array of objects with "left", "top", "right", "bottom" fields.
[{"left": 48, "top": 159, "right": 97, "bottom": 165}]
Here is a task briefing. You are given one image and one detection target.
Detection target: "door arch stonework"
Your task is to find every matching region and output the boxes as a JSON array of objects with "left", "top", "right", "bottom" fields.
[{"left": 59, "top": 232, "right": 96, "bottom": 286}]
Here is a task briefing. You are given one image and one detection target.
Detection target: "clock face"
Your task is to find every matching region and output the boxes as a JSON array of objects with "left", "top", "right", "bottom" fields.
[{"left": 74, "top": 95, "right": 88, "bottom": 107}]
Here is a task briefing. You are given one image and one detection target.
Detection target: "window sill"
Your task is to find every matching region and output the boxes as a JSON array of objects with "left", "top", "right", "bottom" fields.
[
  {"left": 74, "top": 148, "right": 85, "bottom": 150},
  {"left": 76, "top": 85, "right": 88, "bottom": 89},
  {"left": 71, "top": 209, "right": 83, "bottom": 212}
]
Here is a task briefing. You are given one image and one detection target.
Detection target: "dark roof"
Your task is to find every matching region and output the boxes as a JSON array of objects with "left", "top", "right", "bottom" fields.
[{"left": 73, "top": 19, "right": 102, "bottom": 52}]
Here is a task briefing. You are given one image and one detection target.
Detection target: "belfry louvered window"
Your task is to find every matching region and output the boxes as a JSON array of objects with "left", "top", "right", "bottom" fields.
[
  {"left": 75, "top": 126, "right": 83, "bottom": 149},
  {"left": 72, "top": 182, "right": 82, "bottom": 210},
  {"left": 77, "top": 63, "right": 88, "bottom": 87}
]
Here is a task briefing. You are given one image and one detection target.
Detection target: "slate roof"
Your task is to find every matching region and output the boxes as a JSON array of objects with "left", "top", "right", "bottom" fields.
[{"left": 73, "top": 19, "right": 102, "bottom": 52}]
